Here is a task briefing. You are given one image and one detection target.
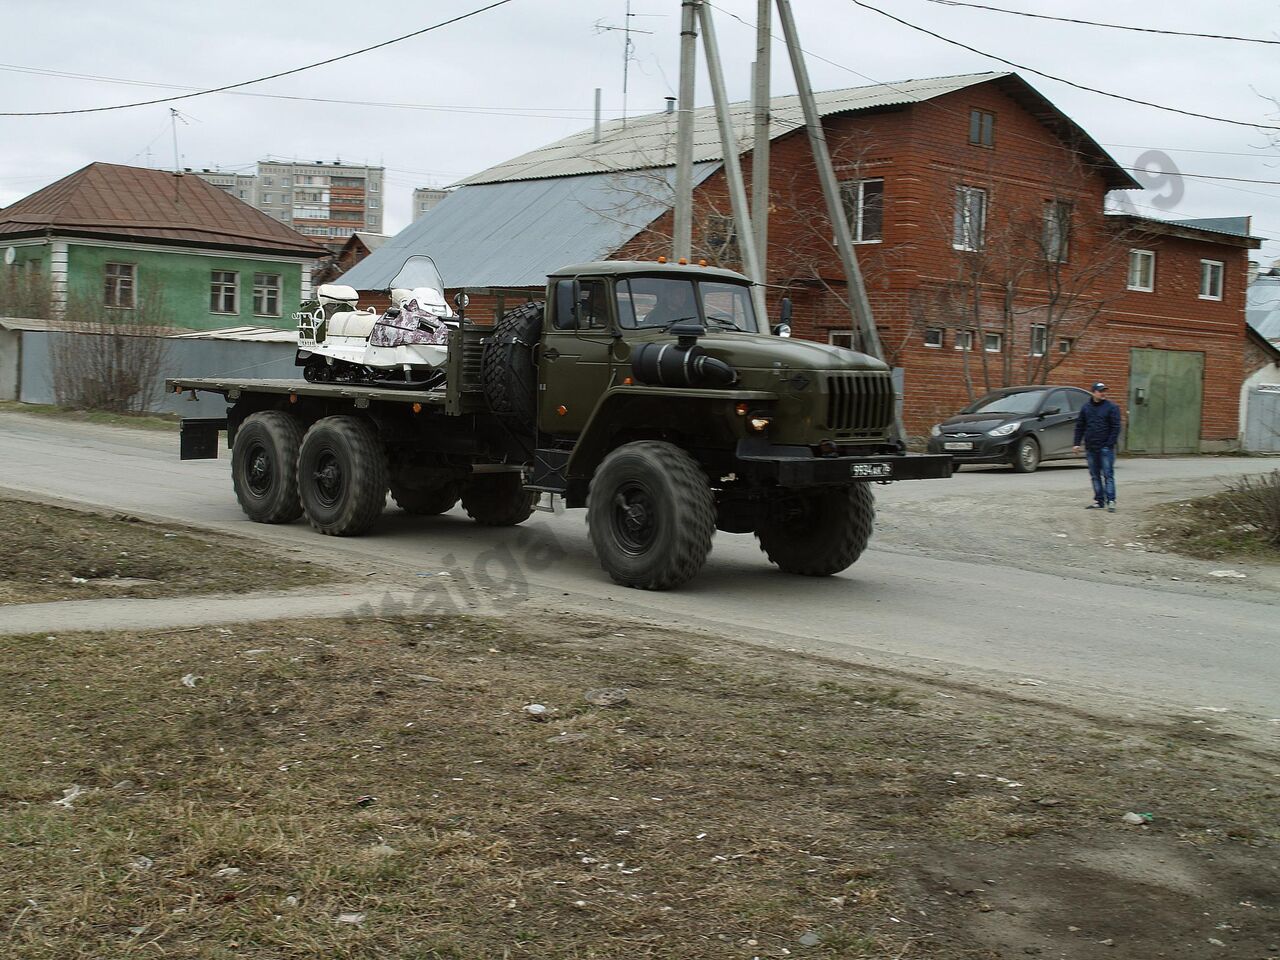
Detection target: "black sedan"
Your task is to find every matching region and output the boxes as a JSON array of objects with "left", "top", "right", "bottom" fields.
[{"left": 926, "top": 385, "right": 1090, "bottom": 473}]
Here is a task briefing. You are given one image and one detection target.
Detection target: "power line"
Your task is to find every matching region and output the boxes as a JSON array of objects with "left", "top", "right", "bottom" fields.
[
  {"left": 708, "top": 3, "right": 1280, "bottom": 191},
  {"left": 848, "top": 0, "right": 1280, "bottom": 131},
  {"left": 0, "top": 0, "right": 519, "bottom": 117},
  {"left": 923, "top": 1, "right": 1280, "bottom": 45}
]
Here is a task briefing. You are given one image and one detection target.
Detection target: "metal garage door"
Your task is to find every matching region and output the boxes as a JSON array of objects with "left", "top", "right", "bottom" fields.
[
  {"left": 1127, "top": 348, "right": 1204, "bottom": 454},
  {"left": 1244, "top": 384, "right": 1280, "bottom": 452}
]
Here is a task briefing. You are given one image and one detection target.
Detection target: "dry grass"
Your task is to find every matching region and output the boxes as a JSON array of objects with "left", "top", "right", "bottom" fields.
[
  {"left": 1, "top": 613, "right": 1277, "bottom": 959},
  {"left": 1147, "top": 470, "right": 1280, "bottom": 561},
  {"left": 0, "top": 401, "right": 180, "bottom": 432},
  {"left": 0, "top": 499, "right": 333, "bottom": 604}
]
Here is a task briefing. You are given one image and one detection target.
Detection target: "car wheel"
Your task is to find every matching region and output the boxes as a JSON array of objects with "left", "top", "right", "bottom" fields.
[{"left": 1012, "top": 435, "right": 1040, "bottom": 473}]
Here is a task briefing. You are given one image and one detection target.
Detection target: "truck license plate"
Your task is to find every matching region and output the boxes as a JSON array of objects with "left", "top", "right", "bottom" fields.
[
  {"left": 944, "top": 441, "right": 974, "bottom": 451},
  {"left": 851, "top": 462, "right": 892, "bottom": 478}
]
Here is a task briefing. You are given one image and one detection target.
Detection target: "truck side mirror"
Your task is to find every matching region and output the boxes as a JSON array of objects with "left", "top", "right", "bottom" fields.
[{"left": 772, "top": 297, "right": 792, "bottom": 337}]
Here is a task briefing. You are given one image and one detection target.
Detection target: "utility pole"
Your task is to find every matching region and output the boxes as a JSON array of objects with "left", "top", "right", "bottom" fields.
[
  {"left": 751, "top": 0, "right": 771, "bottom": 281},
  {"left": 672, "top": 0, "right": 699, "bottom": 261},
  {"left": 774, "top": 0, "right": 882, "bottom": 360},
  {"left": 697, "top": 3, "right": 768, "bottom": 331}
]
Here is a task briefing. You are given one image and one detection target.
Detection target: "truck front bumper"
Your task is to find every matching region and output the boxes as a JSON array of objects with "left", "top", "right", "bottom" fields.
[{"left": 735, "top": 441, "right": 953, "bottom": 486}]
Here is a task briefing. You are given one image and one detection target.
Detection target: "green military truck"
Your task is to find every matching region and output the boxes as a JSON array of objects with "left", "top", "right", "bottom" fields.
[{"left": 169, "top": 260, "right": 951, "bottom": 590}]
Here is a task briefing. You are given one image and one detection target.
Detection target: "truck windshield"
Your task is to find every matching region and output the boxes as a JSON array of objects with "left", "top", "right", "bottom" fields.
[
  {"left": 616, "top": 276, "right": 756, "bottom": 331},
  {"left": 388, "top": 256, "right": 445, "bottom": 294}
]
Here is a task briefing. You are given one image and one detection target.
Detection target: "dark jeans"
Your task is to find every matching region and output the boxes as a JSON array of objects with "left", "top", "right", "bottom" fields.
[{"left": 1085, "top": 446, "right": 1116, "bottom": 504}]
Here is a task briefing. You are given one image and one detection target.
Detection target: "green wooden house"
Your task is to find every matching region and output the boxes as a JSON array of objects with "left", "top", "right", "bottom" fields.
[{"left": 0, "top": 162, "right": 326, "bottom": 330}]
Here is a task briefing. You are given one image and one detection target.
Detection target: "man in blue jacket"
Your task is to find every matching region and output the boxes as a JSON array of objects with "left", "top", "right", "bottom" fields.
[{"left": 1073, "top": 381, "right": 1122, "bottom": 512}]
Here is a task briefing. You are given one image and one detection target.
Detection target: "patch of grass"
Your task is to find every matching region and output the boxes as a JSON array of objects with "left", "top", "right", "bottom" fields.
[
  {"left": 0, "top": 499, "right": 335, "bottom": 604},
  {"left": 0, "top": 400, "right": 180, "bottom": 431},
  {"left": 1146, "top": 470, "right": 1280, "bottom": 561},
  {"left": 0, "top": 614, "right": 1276, "bottom": 958}
]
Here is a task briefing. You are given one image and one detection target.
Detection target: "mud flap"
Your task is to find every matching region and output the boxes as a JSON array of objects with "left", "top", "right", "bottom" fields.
[{"left": 180, "top": 418, "right": 226, "bottom": 460}]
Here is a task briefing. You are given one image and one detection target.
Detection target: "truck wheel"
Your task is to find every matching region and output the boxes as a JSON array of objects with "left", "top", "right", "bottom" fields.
[
  {"left": 231, "top": 411, "right": 304, "bottom": 524},
  {"left": 297, "top": 417, "right": 387, "bottom": 536},
  {"left": 390, "top": 478, "right": 460, "bottom": 516},
  {"left": 1012, "top": 435, "right": 1040, "bottom": 473},
  {"left": 460, "top": 473, "right": 536, "bottom": 526},
  {"left": 756, "top": 484, "right": 874, "bottom": 577},
  {"left": 587, "top": 441, "right": 715, "bottom": 590},
  {"left": 480, "top": 301, "right": 543, "bottom": 427}
]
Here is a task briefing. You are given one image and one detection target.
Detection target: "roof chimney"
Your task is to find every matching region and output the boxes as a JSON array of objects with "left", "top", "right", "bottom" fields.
[{"left": 665, "top": 96, "right": 677, "bottom": 115}]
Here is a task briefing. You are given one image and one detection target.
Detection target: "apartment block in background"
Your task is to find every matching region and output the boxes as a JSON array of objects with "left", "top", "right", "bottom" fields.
[{"left": 412, "top": 187, "right": 449, "bottom": 222}]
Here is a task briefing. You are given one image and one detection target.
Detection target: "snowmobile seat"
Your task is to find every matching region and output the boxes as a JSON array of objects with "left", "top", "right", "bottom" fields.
[{"left": 327, "top": 310, "right": 379, "bottom": 339}]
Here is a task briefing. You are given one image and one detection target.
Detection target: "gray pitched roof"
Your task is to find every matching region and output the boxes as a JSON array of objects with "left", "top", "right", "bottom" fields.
[
  {"left": 1169, "top": 217, "right": 1254, "bottom": 239},
  {"left": 1248, "top": 273, "right": 1280, "bottom": 342},
  {"left": 338, "top": 163, "right": 720, "bottom": 290},
  {"left": 457, "top": 71, "right": 1137, "bottom": 190}
]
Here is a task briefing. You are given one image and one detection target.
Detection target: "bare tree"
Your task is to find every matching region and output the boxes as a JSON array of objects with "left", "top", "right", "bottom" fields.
[
  {"left": 50, "top": 282, "right": 171, "bottom": 413},
  {"left": 910, "top": 164, "right": 1143, "bottom": 400},
  {"left": 0, "top": 266, "right": 54, "bottom": 319}
]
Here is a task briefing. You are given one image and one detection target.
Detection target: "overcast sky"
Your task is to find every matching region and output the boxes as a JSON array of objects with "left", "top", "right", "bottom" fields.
[{"left": 2, "top": 0, "right": 1277, "bottom": 265}]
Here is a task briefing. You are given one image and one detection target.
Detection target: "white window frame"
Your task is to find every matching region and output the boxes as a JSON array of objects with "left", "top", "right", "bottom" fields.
[
  {"left": 1029, "top": 323, "right": 1048, "bottom": 357},
  {"left": 954, "top": 329, "right": 974, "bottom": 352},
  {"left": 839, "top": 177, "right": 884, "bottom": 243},
  {"left": 827, "top": 330, "right": 854, "bottom": 349},
  {"left": 104, "top": 262, "right": 136, "bottom": 309},
  {"left": 252, "top": 273, "right": 282, "bottom": 317},
  {"left": 1128, "top": 249, "right": 1155, "bottom": 292},
  {"left": 210, "top": 270, "right": 239, "bottom": 314},
  {"left": 1058, "top": 337, "right": 1075, "bottom": 355},
  {"left": 1200, "top": 259, "right": 1224, "bottom": 301},
  {"left": 983, "top": 332, "right": 1002, "bottom": 353},
  {"left": 953, "top": 186, "right": 987, "bottom": 252},
  {"left": 924, "top": 327, "right": 944, "bottom": 348}
]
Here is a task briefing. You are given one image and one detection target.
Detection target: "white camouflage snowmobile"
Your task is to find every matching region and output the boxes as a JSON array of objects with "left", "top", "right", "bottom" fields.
[{"left": 295, "top": 255, "right": 463, "bottom": 388}]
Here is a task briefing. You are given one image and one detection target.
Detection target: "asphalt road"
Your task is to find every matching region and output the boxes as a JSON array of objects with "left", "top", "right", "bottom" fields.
[{"left": 2, "top": 411, "right": 1277, "bottom": 730}]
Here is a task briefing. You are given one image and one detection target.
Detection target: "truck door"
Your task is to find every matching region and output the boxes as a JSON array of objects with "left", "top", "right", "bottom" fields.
[{"left": 538, "top": 278, "right": 617, "bottom": 436}]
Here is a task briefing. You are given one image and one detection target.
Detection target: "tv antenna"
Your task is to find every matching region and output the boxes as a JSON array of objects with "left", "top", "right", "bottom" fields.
[{"left": 594, "top": 1, "right": 658, "bottom": 127}]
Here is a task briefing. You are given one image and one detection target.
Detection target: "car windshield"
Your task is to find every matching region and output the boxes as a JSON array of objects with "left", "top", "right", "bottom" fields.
[
  {"left": 615, "top": 276, "right": 757, "bottom": 331},
  {"left": 388, "top": 255, "right": 445, "bottom": 294},
  {"left": 966, "top": 391, "right": 1044, "bottom": 415}
]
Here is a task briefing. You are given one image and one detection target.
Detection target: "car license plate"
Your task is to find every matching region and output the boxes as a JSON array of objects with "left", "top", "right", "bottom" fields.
[
  {"left": 850, "top": 462, "right": 892, "bottom": 478},
  {"left": 944, "top": 441, "right": 974, "bottom": 451}
]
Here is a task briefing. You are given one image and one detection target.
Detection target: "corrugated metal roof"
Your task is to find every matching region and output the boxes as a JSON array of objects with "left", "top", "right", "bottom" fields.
[
  {"left": 0, "top": 162, "right": 327, "bottom": 257},
  {"left": 454, "top": 71, "right": 1136, "bottom": 190},
  {"left": 459, "top": 73, "right": 1005, "bottom": 186},
  {"left": 1169, "top": 217, "right": 1254, "bottom": 239},
  {"left": 169, "top": 326, "right": 297, "bottom": 343},
  {"left": 1248, "top": 273, "right": 1280, "bottom": 342},
  {"left": 338, "top": 163, "right": 721, "bottom": 290}
]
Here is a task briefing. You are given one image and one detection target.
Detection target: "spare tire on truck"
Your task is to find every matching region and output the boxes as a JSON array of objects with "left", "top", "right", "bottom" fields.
[{"left": 480, "top": 301, "right": 543, "bottom": 428}]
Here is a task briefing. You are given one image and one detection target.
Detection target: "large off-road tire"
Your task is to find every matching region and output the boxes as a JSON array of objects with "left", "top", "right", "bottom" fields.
[
  {"left": 480, "top": 301, "right": 543, "bottom": 427},
  {"left": 390, "top": 477, "right": 460, "bottom": 516},
  {"left": 587, "top": 441, "right": 716, "bottom": 590},
  {"left": 460, "top": 473, "right": 536, "bottom": 526},
  {"left": 297, "top": 416, "right": 387, "bottom": 536},
  {"left": 231, "top": 411, "right": 304, "bottom": 524},
  {"left": 756, "top": 484, "right": 874, "bottom": 577},
  {"left": 1012, "top": 435, "right": 1041, "bottom": 473}
]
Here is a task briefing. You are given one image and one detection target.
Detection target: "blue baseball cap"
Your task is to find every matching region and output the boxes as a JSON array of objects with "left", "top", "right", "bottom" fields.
[{"left": 1091, "top": 382, "right": 1108, "bottom": 392}]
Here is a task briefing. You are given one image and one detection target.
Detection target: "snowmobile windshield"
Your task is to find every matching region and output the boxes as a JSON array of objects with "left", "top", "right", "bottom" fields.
[{"left": 388, "top": 256, "right": 445, "bottom": 294}]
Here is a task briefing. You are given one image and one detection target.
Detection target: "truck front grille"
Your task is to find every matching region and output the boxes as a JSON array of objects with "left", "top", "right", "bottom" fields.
[{"left": 822, "top": 372, "right": 894, "bottom": 436}]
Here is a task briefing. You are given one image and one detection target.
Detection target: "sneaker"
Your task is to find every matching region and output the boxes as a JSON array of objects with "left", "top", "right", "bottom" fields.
[
  {"left": 1086, "top": 503, "right": 1104, "bottom": 509},
  {"left": 1107, "top": 502, "right": 1116, "bottom": 513}
]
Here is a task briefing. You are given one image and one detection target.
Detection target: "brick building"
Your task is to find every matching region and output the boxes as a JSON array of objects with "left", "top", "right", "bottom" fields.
[{"left": 341, "top": 71, "right": 1262, "bottom": 450}]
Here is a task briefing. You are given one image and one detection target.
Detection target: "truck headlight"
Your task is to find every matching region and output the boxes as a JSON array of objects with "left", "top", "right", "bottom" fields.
[
  {"left": 748, "top": 416, "right": 772, "bottom": 432},
  {"left": 987, "top": 421, "right": 1020, "bottom": 437}
]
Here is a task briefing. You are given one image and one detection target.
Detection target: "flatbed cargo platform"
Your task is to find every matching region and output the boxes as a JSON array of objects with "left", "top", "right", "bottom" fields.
[{"left": 167, "top": 378, "right": 448, "bottom": 406}]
